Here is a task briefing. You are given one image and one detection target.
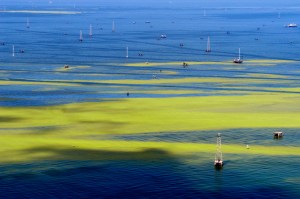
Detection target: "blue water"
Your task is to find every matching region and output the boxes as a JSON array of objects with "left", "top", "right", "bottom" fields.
[{"left": 0, "top": 2, "right": 300, "bottom": 198}]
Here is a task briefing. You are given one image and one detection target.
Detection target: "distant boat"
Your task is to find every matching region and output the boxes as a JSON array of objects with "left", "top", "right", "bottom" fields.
[
  {"left": 287, "top": 23, "right": 297, "bottom": 27},
  {"left": 89, "top": 24, "right": 93, "bottom": 37},
  {"left": 214, "top": 133, "right": 223, "bottom": 168},
  {"left": 26, "top": 17, "right": 30, "bottom": 29},
  {"left": 126, "top": 47, "right": 129, "bottom": 58},
  {"left": 145, "top": 21, "right": 151, "bottom": 24},
  {"left": 233, "top": 48, "right": 243, "bottom": 64},
  {"left": 12, "top": 45, "right": 15, "bottom": 57},
  {"left": 160, "top": 34, "right": 167, "bottom": 39},
  {"left": 112, "top": 20, "right": 115, "bottom": 32},
  {"left": 79, "top": 30, "right": 83, "bottom": 42},
  {"left": 205, "top": 36, "right": 211, "bottom": 52}
]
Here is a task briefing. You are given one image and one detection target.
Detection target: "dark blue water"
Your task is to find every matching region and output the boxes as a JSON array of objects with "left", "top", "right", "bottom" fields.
[{"left": 0, "top": 2, "right": 300, "bottom": 198}]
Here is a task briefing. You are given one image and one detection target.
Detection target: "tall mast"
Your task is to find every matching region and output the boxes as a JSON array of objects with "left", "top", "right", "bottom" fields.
[
  {"left": 79, "top": 30, "right": 83, "bottom": 42},
  {"left": 126, "top": 47, "right": 129, "bottom": 58},
  {"left": 238, "top": 48, "right": 241, "bottom": 60},
  {"left": 206, "top": 36, "right": 211, "bottom": 52},
  {"left": 112, "top": 20, "right": 115, "bottom": 32},
  {"left": 89, "top": 24, "right": 93, "bottom": 37}
]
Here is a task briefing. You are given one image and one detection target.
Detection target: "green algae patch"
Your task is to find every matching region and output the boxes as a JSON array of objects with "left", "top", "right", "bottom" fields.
[
  {"left": 0, "top": 137, "right": 299, "bottom": 164},
  {"left": 1, "top": 93, "right": 300, "bottom": 163},
  {"left": 1, "top": 94, "right": 300, "bottom": 132}
]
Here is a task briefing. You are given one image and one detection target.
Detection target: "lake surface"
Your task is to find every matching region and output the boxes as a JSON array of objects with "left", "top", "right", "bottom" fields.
[{"left": 0, "top": 2, "right": 300, "bottom": 198}]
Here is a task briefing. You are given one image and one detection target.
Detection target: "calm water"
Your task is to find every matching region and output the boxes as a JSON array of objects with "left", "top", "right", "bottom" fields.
[{"left": 0, "top": 2, "right": 300, "bottom": 198}]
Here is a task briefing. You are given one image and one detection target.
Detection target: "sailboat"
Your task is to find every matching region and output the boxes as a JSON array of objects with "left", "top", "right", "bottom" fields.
[
  {"left": 205, "top": 36, "right": 211, "bottom": 52},
  {"left": 112, "top": 20, "right": 115, "bottom": 32},
  {"left": 214, "top": 133, "right": 223, "bottom": 168},
  {"left": 26, "top": 18, "right": 30, "bottom": 29},
  {"left": 12, "top": 45, "right": 15, "bottom": 57},
  {"left": 89, "top": 24, "right": 93, "bottom": 37},
  {"left": 126, "top": 47, "right": 129, "bottom": 58},
  {"left": 79, "top": 30, "right": 83, "bottom": 42},
  {"left": 233, "top": 48, "right": 243, "bottom": 63}
]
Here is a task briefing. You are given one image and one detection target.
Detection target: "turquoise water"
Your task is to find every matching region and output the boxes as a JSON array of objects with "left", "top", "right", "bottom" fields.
[{"left": 0, "top": 2, "right": 300, "bottom": 198}]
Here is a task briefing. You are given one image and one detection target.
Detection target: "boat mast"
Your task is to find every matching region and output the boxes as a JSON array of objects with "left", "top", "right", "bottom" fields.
[
  {"left": 89, "top": 24, "right": 93, "bottom": 37},
  {"left": 206, "top": 36, "right": 211, "bottom": 52},
  {"left": 215, "top": 133, "right": 223, "bottom": 163},
  {"left": 238, "top": 48, "right": 241, "bottom": 60}
]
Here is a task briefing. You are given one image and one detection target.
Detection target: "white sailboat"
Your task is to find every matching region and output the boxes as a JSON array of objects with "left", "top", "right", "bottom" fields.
[
  {"left": 26, "top": 18, "right": 30, "bottom": 29},
  {"left": 214, "top": 133, "right": 223, "bottom": 168},
  {"left": 112, "top": 20, "right": 115, "bottom": 32},
  {"left": 205, "top": 36, "right": 211, "bottom": 52},
  {"left": 79, "top": 30, "right": 83, "bottom": 42},
  {"left": 89, "top": 24, "right": 93, "bottom": 37},
  {"left": 233, "top": 48, "right": 243, "bottom": 63},
  {"left": 12, "top": 45, "right": 15, "bottom": 57},
  {"left": 126, "top": 47, "right": 129, "bottom": 58}
]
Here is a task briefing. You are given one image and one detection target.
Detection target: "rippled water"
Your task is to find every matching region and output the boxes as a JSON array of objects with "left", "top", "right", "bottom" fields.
[
  {"left": 0, "top": 155, "right": 299, "bottom": 198},
  {"left": 1, "top": 1, "right": 300, "bottom": 198},
  {"left": 109, "top": 128, "right": 300, "bottom": 147}
]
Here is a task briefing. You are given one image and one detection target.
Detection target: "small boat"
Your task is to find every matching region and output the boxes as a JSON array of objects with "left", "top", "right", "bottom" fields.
[
  {"left": 112, "top": 20, "right": 115, "bottom": 32},
  {"left": 205, "top": 36, "right": 211, "bottom": 52},
  {"left": 89, "top": 24, "right": 93, "bottom": 37},
  {"left": 26, "top": 17, "right": 30, "bottom": 29},
  {"left": 287, "top": 23, "right": 297, "bottom": 27},
  {"left": 79, "top": 30, "right": 83, "bottom": 42},
  {"left": 160, "top": 34, "right": 167, "bottom": 38},
  {"left": 145, "top": 21, "right": 151, "bottom": 24},
  {"left": 233, "top": 48, "right": 243, "bottom": 64}
]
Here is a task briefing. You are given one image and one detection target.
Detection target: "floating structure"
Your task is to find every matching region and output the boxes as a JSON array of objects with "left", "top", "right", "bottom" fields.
[
  {"left": 287, "top": 23, "right": 297, "bottom": 28},
  {"left": 160, "top": 34, "right": 167, "bottom": 39},
  {"left": 205, "top": 36, "right": 211, "bottom": 52},
  {"left": 214, "top": 133, "right": 223, "bottom": 168},
  {"left": 274, "top": 131, "right": 284, "bottom": 138},
  {"left": 233, "top": 48, "right": 243, "bottom": 64}
]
